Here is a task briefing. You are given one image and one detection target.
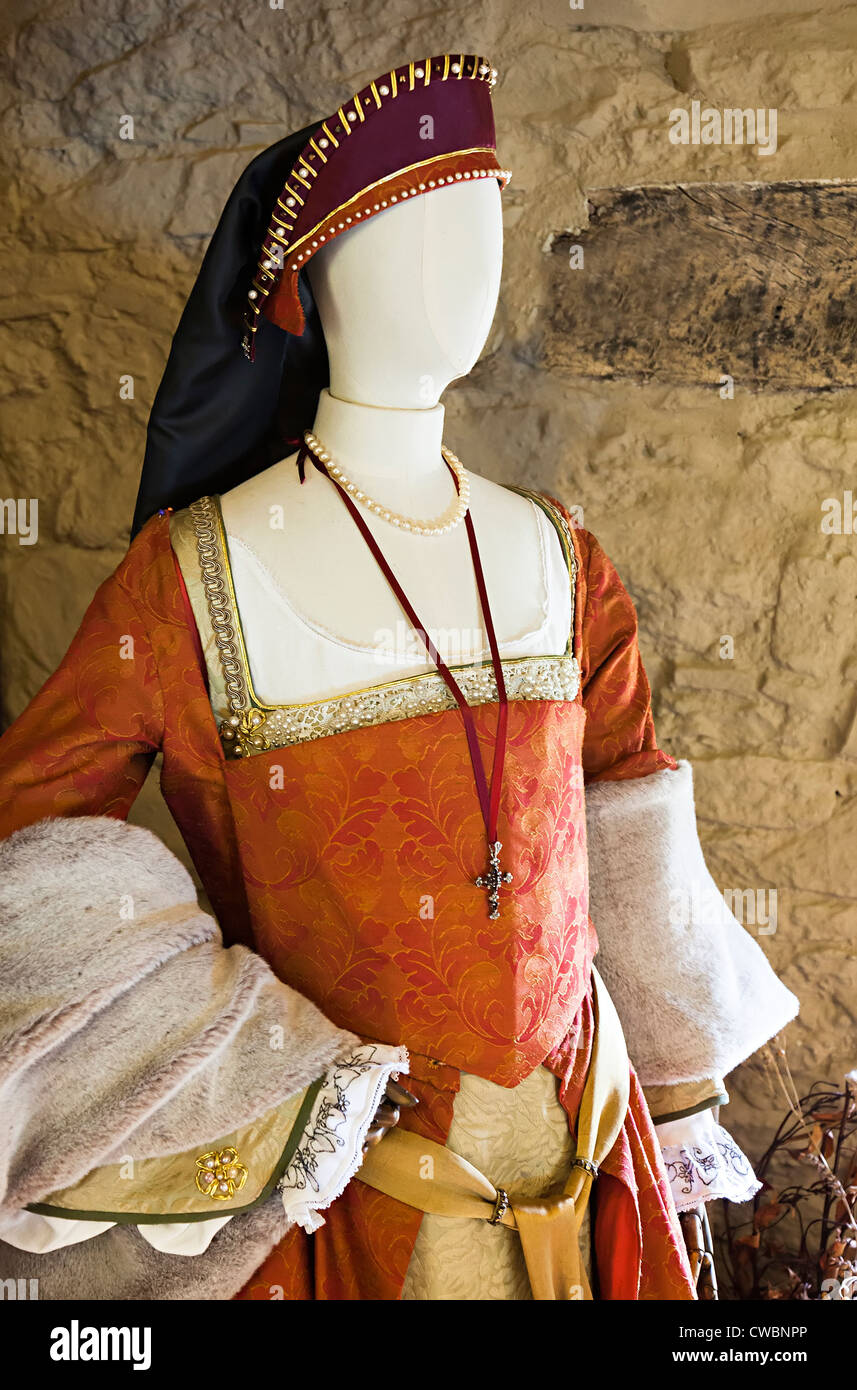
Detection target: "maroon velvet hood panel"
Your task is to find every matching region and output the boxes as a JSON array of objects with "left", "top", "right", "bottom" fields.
[{"left": 243, "top": 53, "right": 510, "bottom": 356}]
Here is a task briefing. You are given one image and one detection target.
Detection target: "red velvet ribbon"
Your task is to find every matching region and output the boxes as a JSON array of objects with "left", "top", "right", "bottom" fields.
[{"left": 299, "top": 441, "right": 509, "bottom": 863}]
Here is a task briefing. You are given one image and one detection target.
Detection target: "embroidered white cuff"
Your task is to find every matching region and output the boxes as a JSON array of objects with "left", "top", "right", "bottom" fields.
[
  {"left": 656, "top": 1108, "right": 761, "bottom": 1212},
  {"left": 278, "top": 1041, "right": 410, "bottom": 1234}
]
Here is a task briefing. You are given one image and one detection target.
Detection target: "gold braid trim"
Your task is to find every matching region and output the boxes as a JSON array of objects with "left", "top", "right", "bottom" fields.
[
  {"left": 177, "top": 489, "right": 580, "bottom": 760},
  {"left": 187, "top": 496, "right": 272, "bottom": 758}
]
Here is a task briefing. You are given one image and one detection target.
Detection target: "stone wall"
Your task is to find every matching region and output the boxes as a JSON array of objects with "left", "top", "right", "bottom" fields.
[{"left": 1, "top": 0, "right": 855, "bottom": 1245}]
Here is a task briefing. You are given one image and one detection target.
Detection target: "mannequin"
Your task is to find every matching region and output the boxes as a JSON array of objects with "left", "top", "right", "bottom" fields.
[
  {"left": 219, "top": 180, "right": 557, "bottom": 692},
  {"left": 0, "top": 53, "right": 797, "bottom": 1302},
  {"left": 216, "top": 175, "right": 709, "bottom": 1297},
  {"left": 217, "top": 170, "right": 596, "bottom": 1303}
]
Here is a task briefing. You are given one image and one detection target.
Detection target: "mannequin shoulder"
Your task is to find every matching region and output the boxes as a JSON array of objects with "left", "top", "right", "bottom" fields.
[
  {"left": 496, "top": 483, "right": 611, "bottom": 582},
  {"left": 478, "top": 480, "right": 634, "bottom": 614},
  {"left": 467, "top": 471, "right": 555, "bottom": 530},
  {"left": 218, "top": 453, "right": 312, "bottom": 536},
  {"left": 469, "top": 473, "right": 602, "bottom": 570}
]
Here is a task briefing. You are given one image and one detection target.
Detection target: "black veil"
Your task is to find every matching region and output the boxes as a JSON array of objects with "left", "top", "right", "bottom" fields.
[{"left": 131, "top": 124, "right": 329, "bottom": 537}]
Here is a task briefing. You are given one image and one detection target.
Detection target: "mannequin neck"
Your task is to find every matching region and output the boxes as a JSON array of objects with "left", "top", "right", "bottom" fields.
[{"left": 311, "top": 389, "right": 446, "bottom": 483}]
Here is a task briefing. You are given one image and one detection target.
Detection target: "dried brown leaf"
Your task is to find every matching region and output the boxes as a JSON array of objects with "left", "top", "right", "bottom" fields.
[
  {"left": 755, "top": 1202, "right": 785, "bottom": 1229},
  {"left": 736, "top": 1232, "right": 761, "bottom": 1249}
]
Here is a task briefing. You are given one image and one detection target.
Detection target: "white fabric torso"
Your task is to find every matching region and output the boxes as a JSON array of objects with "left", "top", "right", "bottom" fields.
[{"left": 220, "top": 490, "right": 572, "bottom": 704}]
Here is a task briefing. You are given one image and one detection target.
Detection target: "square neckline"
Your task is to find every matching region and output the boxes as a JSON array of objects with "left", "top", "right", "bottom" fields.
[{"left": 172, "top": 486, "right": 581, "bottom": 756}]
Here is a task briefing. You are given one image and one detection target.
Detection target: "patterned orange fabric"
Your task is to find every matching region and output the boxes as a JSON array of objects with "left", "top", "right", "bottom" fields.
[
  {"left": 0, "top": 507, "right": 691, "bottom": 1300},
  {"left": 225, "top": 699, "right": 593, "bottom": 1085}
]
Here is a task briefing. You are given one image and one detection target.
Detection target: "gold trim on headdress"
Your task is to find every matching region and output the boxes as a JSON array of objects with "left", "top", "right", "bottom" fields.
[{"left": 242, "top": 53, "right": 504, "bottom": 358}]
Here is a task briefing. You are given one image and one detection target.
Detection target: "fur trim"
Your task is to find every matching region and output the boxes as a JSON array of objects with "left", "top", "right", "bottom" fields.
[
  {"left": 586, "top": 761, "right": 799, "bottom": 1085},
  {"left": 0, "top": 816, "right": 359, "bottom": 1211},
  {"left": 0, "top": 1195, "right": 288, "bottom": 1300}
]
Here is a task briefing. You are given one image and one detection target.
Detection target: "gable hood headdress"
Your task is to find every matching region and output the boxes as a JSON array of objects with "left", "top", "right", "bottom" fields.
[{"left": 132, "top": 54, "right": 509, "bottom": 537}]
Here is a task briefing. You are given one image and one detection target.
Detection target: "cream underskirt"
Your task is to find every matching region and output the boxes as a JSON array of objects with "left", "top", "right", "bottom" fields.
[{"left": 400, "top": 1065, "right": 591, "bottom": 1300}]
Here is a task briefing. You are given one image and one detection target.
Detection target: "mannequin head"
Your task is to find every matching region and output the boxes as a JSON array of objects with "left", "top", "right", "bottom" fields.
[{"left": 307, "top": 178, "right": 503, "bottom": 409}]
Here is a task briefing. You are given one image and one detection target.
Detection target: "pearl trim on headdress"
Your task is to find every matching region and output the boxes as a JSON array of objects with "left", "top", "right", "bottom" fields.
[{"left": 242, "top": 53, "right": 509, "bottom": 358}]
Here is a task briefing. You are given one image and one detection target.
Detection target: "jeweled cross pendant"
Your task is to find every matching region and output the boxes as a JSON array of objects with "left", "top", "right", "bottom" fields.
[{"left": 475, "top": 839, "right": 513, "bottom": 919}]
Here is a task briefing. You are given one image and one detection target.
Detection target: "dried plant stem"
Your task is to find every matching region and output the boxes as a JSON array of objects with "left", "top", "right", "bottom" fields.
[{"left": 766, "top": 1044, "right": 857, "bottom": 1235}]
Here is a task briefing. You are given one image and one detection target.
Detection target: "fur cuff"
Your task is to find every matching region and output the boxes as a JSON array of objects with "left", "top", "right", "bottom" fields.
[
  {"left": 0, "top": 816, "right": 358, "bottom": 1210},
  {"left": 586, "top": 761, "right": 799, "bottom": 1086}
]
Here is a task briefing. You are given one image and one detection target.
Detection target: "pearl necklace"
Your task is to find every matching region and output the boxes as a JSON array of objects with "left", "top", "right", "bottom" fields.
[{"left": 303, "top": 431, "right": 470, "bottom": 536}]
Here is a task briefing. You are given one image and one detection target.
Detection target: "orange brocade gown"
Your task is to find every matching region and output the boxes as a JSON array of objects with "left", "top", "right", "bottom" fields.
[{"left": 0, "top": 506, "right": 695, "bottom": 1300}]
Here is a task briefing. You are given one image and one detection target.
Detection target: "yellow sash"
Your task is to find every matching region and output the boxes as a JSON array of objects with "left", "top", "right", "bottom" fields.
[{"left": 358, "top": 966, "right": 630, "bottom": 1300}]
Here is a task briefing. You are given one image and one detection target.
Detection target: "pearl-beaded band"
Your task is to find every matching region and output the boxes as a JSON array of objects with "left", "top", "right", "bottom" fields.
[
  {"left": 304, "top": 431, "right": 471, "bottom": 536},
  {"left": 242, "top": 53, "right": 510, "bottom": 355}
]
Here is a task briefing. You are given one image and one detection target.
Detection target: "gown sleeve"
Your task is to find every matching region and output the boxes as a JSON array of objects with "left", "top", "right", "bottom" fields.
[
  {"left": 0, "top": 532, "right": 403, "bottom": 1267},
  {"left": 573, "top": 525, "right": 797, "bottom": 1209},
  {"left": 576, "top": 529, "right": 677, "bottom": 785},
  {"left": 0, "top": 534, "right": 165, "bottom": 837}
]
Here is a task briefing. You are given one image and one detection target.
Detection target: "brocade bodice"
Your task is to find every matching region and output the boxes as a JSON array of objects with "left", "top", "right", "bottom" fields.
[
  {"left": 224, "top": 700, "right": 593, "bottom": 1085},
  {"left": 173, "top": 490, "right": 596, "bottom": 1085}
]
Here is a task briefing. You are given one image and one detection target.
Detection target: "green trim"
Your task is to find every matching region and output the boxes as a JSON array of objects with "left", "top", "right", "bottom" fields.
[
  {"left": 650, "top": 1092, "right": 728, "bottom": 1126},
  {"left": 26, "top": 1077, "right": 324, "bottom": 1226}
]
